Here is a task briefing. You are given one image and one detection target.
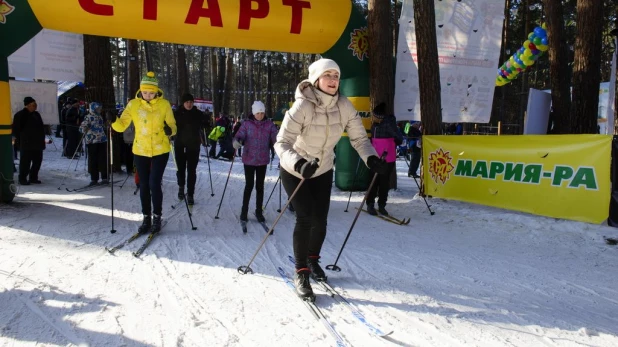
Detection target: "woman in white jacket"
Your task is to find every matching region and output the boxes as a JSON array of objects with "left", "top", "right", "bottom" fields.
[{"left": 275, "top": 59, "right": 387, "bottom": 300}]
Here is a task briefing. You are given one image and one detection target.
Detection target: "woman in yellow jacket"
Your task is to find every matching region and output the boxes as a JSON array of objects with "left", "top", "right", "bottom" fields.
[{"left": 112, "top": 72, "right": 177, "bottom": 234}]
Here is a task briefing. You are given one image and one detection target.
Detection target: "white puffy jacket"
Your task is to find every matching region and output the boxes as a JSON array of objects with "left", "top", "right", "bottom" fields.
[{"left": 275, "top": 80, "right": 377, "bottom": 179}]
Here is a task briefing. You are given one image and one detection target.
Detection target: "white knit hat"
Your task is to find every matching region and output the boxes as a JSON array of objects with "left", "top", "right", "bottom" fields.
[
  {"left": 308, "top": 59, "right": 341, "bottom": 84},
  {"left": 252, "top": 100, "right": 266, "bottom": 114}
]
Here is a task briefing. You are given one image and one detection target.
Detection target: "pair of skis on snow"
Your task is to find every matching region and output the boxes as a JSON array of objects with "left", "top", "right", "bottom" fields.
[
  {"left": 105, "top": 220, "right": 168, "bottom": 257},
  {"left": 241, "top": 214, "right": 271, "bottom": 234},
  {"left": 357, "top": 207, "right": 410, "bottom": 226},
  {"left": 278, "top": 255, "right": 393, "bottom": 346},
  {"left": 66, "top": 179, "right": 122, "bottom": 193}
]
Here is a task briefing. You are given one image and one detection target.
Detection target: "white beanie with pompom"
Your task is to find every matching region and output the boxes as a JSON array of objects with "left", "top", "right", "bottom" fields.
[{"left": 252, "top": 101, "right": 266, "bottom": 115}]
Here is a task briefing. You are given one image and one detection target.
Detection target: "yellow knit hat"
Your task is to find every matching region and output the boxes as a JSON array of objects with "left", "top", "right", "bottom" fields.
[{"left": 140, "top": 71, "right": 159, "bottom": 93}]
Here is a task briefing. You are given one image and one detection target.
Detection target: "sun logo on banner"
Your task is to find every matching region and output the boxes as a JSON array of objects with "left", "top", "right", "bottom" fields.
[
  {"left": 0, "top": 0, "right": 14, "bottom": 24},
  {"left": 428, "top": 148, "right": 455, "bottom": 184},
  {"left": 348, "top": 27, "right": 369, "bottom": 61}
]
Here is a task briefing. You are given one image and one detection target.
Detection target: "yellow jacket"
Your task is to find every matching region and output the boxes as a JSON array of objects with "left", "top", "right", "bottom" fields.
[{"left": 112, "top": 93, "right": 177, "bottom": 157}]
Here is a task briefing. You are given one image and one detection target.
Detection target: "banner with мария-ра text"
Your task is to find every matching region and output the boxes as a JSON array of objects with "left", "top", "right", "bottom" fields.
[{"left": 422, "top": 135, "right": 612, "bottom": 224}]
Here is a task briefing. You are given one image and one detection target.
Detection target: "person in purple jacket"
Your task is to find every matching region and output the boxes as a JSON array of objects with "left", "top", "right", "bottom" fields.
[{"left": 233, "top": 101, "right": 278, "bottom": 223}]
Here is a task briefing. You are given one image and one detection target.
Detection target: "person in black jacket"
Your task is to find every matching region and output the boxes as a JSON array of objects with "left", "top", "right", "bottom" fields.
[
  {"left": 367, "top": 102, "right": 403, "bottom": 216},
  {"left": 64, "top": 98, "right": 82, "bottom": 159},
  {"left": 12, "top": 97, "right": 46, "bottom": 185},
  {"left": 174, "top": 93, "right": 208, "bottom": 205}
]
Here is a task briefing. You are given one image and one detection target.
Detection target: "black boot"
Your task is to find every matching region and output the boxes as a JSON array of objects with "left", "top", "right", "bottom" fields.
[
  {"left": 294, "top": 268, "right": 314, "bottom": 300},
  {"left": 138, "top": 215, "right": 151, "bottom": 234},
  {"left": 187, "top": 194, "right": 194, "bottom": 205},
  {"left": 255, "top": 209, "right": 265, "bottom": 223},
  {"left": 151, "top": 214, "right": 162, "bottom": 233},
  {"left": 240, "top": 205, "right": 248, "bottom": 222},
  {"left": 366, "top": 203, "right": 377, "bottom": 216},
  {"left": 178, "top": 186, "right": 185, "bottom": 200},
  {"left": 307, "top": 256, "right": 327, "bottom": 282},
  {"left": 378, "top": 205, "right": 389, "bottom": 216}
]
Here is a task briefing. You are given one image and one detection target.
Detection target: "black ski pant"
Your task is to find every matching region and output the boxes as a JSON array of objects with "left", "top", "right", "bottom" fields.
[
  {"left": 281, "top": 168, "right": 333, "bottom": 270},
  {"left": 409, "top": 146, "right": 421, "bottom": 177},
  {"left": 174, "top": 143, "right": 200, "bottom": 195},
  {"left": 65, "top": 125, "right": 81, "bottom": 158},
  {"left": 18, "top": 149, "right": 42, "bottom": 183},
  {"left": 208, "top": 139, "right": 217, "bottom": 157},
  {"left": 87, "top": 142, "right": 108, "bottom": 182},
  {"left": 134, "top": 153, "right": 169, "bottom": 216},
  {"left": 124, "top": 142, "right": 134, "bottom": 174},
  {"left": 367, "top": 162, "right": 395, "bottom": 207},
  {"left": 242, "top": 165, "right": 267, "bottom": 215}
]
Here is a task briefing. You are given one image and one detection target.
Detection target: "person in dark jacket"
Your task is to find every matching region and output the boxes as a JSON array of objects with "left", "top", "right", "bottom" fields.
[
  {"left": 65, "top": 98, "right": 82, "bottom": 159},
  {"left": 407, "top": 121, "right": 422, "bottom": 178},
  {"left": 233, "top": 101, "right": 278, "bottom": 222},
  {"left": 12, "top": 97, "right": 46, "bottom": 185},
  {"left": 174, "top": 93, "right": 208, "bottom": 205},
  {"left": 366, "top": 102, "right": 403, "bottom": 216}
]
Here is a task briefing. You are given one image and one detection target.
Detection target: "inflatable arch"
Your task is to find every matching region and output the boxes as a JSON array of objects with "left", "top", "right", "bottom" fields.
[{"left": 0, "top": 0, "right": 373, "bottom": 202}]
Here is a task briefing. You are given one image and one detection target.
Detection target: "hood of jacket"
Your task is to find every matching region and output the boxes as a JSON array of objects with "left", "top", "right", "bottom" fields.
[{"left": 295, "top": 80, "right": 339, "bottom": 110}]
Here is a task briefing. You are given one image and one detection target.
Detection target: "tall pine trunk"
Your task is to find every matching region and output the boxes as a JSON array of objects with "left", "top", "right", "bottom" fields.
[
  {"left": 412, "top": 0, "right": 442, "bottom": 135},
  {"left": 127, "top": 39, "right": 140, "bottom": 103},
  {"left": 199, "top": 47, "right": 205, "bottom": 98},
  {"left": 217, "top": 49, "right": 226, "bottom": 116},
  {"left": 570, "top": 0, "right": 603, "bottom": 133},
  {"left": 542, "top": 0, "right": 571, "bottom": 134},
  {"left": 368, "top": 0, "right": 394, "bottom": 113},
  {"left": 177, "top": 46, "right": 190, "bottom": 104},
  {"left": 83, "top": 35, "right": 115, "bottom": 111},
  {"left": 223, "top": 49, "right": 234, "bottom": 115}
]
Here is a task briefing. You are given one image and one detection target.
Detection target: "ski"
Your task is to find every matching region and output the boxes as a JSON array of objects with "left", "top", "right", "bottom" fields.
[
  {"left": 287, "top": 255, "right": 393, "bottom": 338},
  {"left": 132, "top": 220, "right": 168, "bottom": 258},
  {"left": 604, "top": 237, "right": 618, "bottom": 245},
  {"left": 106, "top": 231, "right": 145, "bottom": 254},
  {"left": 240, "top": 220, "right": 248, "bottom": 234},
  {"left": 66, "top": 180, "right": 121, "bottom": 193},
  {"left": 253, "top": 213, "right": 273, "bottom": 234},
  {"left": 357, "top": 208, "right": 410, "bottom": 225},
  {"left": 276, "top": 266, "right": 348, "bottom": 347}
]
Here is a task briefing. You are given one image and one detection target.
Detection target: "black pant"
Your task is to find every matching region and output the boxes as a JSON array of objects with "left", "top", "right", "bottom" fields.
[
  {"left": 281, "top": 168, "right": 333, "bottom": 270},
  {"left": 124, "top": 142, "right": 134, "bottom": 174},
  {"left": 367, "top": 162, "right": 395, "bottom": 207},
  {"left": 242, "top": 165, "right": 267, "bottom": 215},
  {"left": 19, "top": 150, "right": 43, "bottom": 182},
  {"left": 87, "top": 142, "right": 108, "bottom": 181},
  {"left": 134, "top": 153, "right": 169, "bottom": 216},
  {"left": 174, "top": 143, "right": 200, "bottom": 195},
  {"left": 409, "top": 146, "right": 421, "bottom": 176},
  {"left": 208, "top": 139, "right": 217, "bottom": 157},
  {"left": 66, "top": 125, "right": 81, "bottom": 158}
]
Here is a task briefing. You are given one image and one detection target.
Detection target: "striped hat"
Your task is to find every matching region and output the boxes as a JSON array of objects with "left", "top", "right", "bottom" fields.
[{"left": 140, "top": 71, "right": 159, "bottom": 93}]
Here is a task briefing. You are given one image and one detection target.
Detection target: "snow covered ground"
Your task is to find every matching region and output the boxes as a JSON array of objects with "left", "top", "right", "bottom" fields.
[{"left": 1, "top": 138, "right": 618, "bottom": 347}]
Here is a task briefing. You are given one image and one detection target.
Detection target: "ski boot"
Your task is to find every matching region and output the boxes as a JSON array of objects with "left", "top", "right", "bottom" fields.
[
  {"left": 151, "top": 214, "right": 162, "bottom": 233},
  {"left": 255, "top": 209, "right": 266, "bottom": 223},
  {"left": 366, "top": 202, "right": 377, "bottom": 216},
  {"left": 187, "top": 194, "right": 194, "bottom": 205},
  {"left": 378, "top": 205, "right": 389, "bottom": 216},
  {"left": 138, "top": 215, "right": 151, "bottom": 234},
  {"left": 294, "top": 268, "right": 314, "bottom": 301},
  {"left": 308, "top": 256, "right": 327, "bottom": 282},
  {"left": 178, "top": 186, "right": 185, "bottom": 200}
]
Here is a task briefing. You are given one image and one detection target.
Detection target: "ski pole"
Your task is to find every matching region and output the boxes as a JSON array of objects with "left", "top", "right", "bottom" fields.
[
  {"left": 327, "top": 153, "right": 385, "bottom": 272},
  {"left": 344, "top": 156, "right": 362, "bottom": 212},
  {"left": 277, "top": 172, "right": 282, "bottom": 213},
  {"left": 404, "top": 155, "right": 434, "bottom": 215},
  {"left": 204, "top": 129, "right": 214, "bottom": 197},
  {"left": 57, "top": 132, "right": 86, "bottom": 190},
  {"left": 119, "top": 172, "right": 131, "bottom": 189},
  {"left": 109, "top": 126, "right": 117, "bottom": 234},
  {"left": 238, "top": 173, "right": 310, "bottom": 275},
  {"left": 214, "top": 154, "right": 236, "bottom": 219},
  {"left": 170, "top": 139, "right": 197, "bottom": 229},
  {"left": 263, "top": 175, "right": 280, "bottom": 211}
]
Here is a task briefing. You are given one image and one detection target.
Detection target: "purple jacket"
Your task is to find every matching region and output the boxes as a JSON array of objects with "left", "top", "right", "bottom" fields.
[{"left": 234, "top": 118, "right": 278, "bottom": 166}]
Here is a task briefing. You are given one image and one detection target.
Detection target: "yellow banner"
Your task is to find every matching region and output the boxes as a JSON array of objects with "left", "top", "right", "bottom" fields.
[
  {"left": 423, "top": 135, "right": 612, "bottom": 224},
  {"left": 29, "top": 0, "right": 350, "bottom": 53}
]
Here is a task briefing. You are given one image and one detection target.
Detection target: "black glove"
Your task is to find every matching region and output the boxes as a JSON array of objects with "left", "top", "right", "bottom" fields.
[
  {"left": 164, "top": 124, "right": 172, "bottom": 136},
  {"left": 294, "top": 158, "right": 320, "bottom": 179},
  {"left": 367, "top": 155, "right": 388, "bottom": 175}
]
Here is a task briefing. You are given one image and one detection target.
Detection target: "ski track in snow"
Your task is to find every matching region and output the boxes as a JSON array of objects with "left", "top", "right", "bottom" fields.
[{"left": 1, "top": 142, "right": 618, "bottom": 346}]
